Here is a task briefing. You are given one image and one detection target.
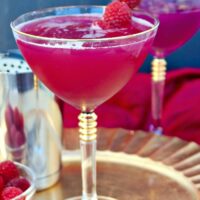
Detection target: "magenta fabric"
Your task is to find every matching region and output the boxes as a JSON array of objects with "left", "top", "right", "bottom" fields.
[{"left": 58, "top": 68, "right": 200, "bottom": 144}]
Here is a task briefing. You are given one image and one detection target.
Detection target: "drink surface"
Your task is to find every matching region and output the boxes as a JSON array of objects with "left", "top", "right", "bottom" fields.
[
  {"left": 20, "top": 15, "right": 150, "bottom": 39},
  {"left": 17, "top": 14, "right": 154, "bottom": 111},
  {"left": 152, "top": 8, "right": 200, "bottom": 57}
]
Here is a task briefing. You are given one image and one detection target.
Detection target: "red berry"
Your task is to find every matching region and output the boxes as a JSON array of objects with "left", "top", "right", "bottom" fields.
[
  {"left": 95, "top": 19, "right": 109, "bottom": 30},
  {"left": 7, "top": 177, "right": 30, "bottom": 192},
  {"left": 1, "top": 186, "right": 24, "bottom": 200},
  {"left": 119, "top": 0, "right": 141, "bottom": 9},
  {"left": 102, "top": 1, "right": 132, "bottom": 29},
  {"left": 0, "top": 161, "right": 20, "bottom": 183},
  {"left": 0, "top": 176, "right": 4, "bottom": 192}
]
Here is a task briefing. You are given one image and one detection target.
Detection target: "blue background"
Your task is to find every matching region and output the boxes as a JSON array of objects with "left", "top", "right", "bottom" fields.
[{"left": 0, "top": 0, "right": 199, "bottom": 71}]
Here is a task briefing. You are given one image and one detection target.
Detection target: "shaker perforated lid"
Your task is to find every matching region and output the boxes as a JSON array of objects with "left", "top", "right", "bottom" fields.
[
  {"left": 0, "top": 51, "right": 31, "bottom": 74},
  {"left": 0, "top": 51, "right": 33, "bottom": 93}
]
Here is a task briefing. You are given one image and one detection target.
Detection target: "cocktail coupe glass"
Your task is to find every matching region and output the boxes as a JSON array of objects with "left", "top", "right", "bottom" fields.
[
  {"left": 11, "top": 6, "right": 159, "bottom": 200},
  {"left": 140, "top": 0, "right": 200, "bottom": 134}
]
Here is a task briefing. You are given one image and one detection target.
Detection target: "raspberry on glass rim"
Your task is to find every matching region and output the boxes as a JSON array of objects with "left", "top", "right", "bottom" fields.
[
  {"left": 119, "top": 0, "right": 141, "bottom": 9},
  {"left": 98, "top": 1, "right": 132, "bottom": 29},
  {"left": 96, "top": 0, "right": 141, "bottom": 29}
]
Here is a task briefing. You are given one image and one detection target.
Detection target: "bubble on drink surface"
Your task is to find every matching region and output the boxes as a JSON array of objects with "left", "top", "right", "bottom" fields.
[
  {"left": 83, "top": 26, "right": 116, "bottom": 39},
  {"left": 81, "top": 23, "right": 106, "bottom": 39},
  {"left": 82, "top": 32, "right": 105, "bottom": 39}
]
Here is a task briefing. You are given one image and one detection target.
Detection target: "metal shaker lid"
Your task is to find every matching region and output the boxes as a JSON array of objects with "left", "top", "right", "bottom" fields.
[{"left": 0, "top": 50, "right": 33, "bottom": 93}]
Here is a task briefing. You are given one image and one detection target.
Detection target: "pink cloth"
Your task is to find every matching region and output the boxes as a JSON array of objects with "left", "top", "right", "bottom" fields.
[{"left": 58, "top": 68, "right": 200, "bottom": 144}]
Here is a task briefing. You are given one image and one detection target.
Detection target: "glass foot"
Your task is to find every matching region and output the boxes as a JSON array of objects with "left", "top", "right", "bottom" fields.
[{"left": 66, "top": 196, "right": 117, "bottom": 200}]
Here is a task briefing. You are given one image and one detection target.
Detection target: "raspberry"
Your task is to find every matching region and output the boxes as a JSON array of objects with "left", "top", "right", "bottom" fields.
[
  {"left": 7, "top": 177, "right": 30, "bottom": 192},
  {"left": 1, "top": 186, "right": 24, "bottom": 200},
  {"left": 95, "top": 20, "right": 108, "bottom": 30},
  {"left": 102, "top": 1, "right": 132, "bottom": 29},
  {"left": 0, "top": 176, "right": 4, "bottom": 192},
  {"left": 0, "top": 161, "right": 20, "bottom": 183},
  {"left": 119, "top": 0, "right": 141, "bottom": 9}
]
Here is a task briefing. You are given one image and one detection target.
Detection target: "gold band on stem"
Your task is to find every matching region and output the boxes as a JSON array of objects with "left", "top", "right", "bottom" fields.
[
  {"left": 34, "top": 75, "right": 39, "bottom": 90},
  {"left": 78, "top": 112, "right": 97, "bottom": 142},
  {"left": 152, "top": 58, "right": 167, "bottom": 82}
]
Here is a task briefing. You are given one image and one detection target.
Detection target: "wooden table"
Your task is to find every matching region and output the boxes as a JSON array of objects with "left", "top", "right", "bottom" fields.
[{"left": 33, "top": 128, "right": 200, "bottom": 199}]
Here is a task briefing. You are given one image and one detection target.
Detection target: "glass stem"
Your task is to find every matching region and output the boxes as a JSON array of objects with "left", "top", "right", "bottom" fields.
[
  {"left": 78, "top": 111, "right": 98, "bottom": 200},
  {"left": 150, "top": 57, "right": 167, "bottom": 135}
]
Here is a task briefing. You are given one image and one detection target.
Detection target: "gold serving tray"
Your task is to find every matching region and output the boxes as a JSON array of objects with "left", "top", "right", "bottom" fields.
[{"left": 35, "top": 128, "right": 200, "bottom": 200}]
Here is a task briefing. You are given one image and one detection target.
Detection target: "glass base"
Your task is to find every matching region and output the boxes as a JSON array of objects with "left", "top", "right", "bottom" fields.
[{"left": 66, "top": 196, "right": 117, "bottom": 200}]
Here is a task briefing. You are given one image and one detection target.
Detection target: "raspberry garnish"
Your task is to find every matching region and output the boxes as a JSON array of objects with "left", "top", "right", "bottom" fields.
[
  {"left": 1, "top": 186, "right": 24, "bottom": 200},
  {"left": 119, "top": 0, "right": 141, "bottom": 9},
  {"left": 0, "top": 161, "right": 20, "bottom": 183},
  {"left": 0, "top": 175, "right": 4, "bottom": 192},
  {"left": 99, "top": 1, "right": 132, "bottom": 29},
  {"left": 7, "top": 177, "right": 30, "bottom": 192},
  {"left": 95, "top": 20, "right": 108, "bottom": 30}
]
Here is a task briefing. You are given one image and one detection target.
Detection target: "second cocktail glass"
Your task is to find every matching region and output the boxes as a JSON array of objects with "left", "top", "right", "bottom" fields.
[
  {"left": 11, "top": 6, "right": 159, "bottom": 200},
  {"left": 140, "top": 0, "right": 200, "bottom": 134}
]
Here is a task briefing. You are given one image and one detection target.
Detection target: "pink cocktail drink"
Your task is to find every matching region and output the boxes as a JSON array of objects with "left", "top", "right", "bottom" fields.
[
  {"left": 16, "top": 14, "right": 155, "bottom": 111},
  {"left": 11, "top": 6, "right": 159, "bottom": 200},
  {"left": 152, "top": 8, "right": 200, "bottom": 57}
]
